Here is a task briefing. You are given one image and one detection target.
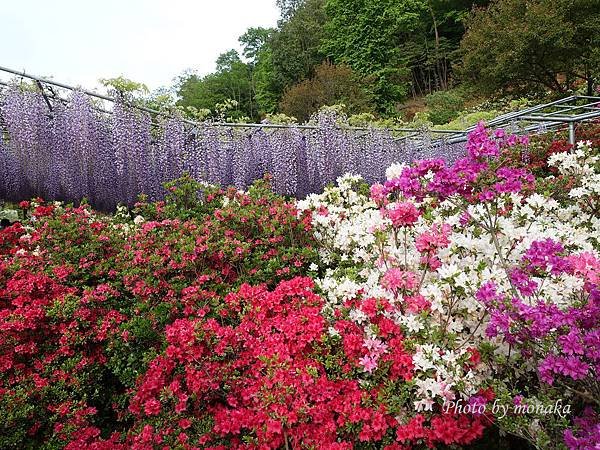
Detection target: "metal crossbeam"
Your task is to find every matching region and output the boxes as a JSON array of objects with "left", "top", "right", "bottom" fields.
[
  {"left": 0, "top": 65, "right": 463, "bottom": 136},
  {"left": 448, "top": 95, "right": 600, "bottom": 145}
]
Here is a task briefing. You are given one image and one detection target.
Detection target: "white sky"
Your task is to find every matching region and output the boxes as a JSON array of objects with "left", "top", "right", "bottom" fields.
[{"left": 1, "top": 0, "right": 280, "bottom": 93}]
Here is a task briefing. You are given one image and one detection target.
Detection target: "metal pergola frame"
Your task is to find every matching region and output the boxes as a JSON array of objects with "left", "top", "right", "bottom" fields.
[
  {"left": 0, "top": 65, "right": 461, "bottom": 138},
  {"left": 448, "top": 95, "right": 600, "bottom": 145},
  {"left": 1, "top": 65, "right": 600, "bottom": 145}
]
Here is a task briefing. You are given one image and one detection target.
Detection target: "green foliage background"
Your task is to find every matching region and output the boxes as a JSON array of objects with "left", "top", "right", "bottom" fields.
[{"left": 133, "top": 0, "right": 599, "bottom": 124}]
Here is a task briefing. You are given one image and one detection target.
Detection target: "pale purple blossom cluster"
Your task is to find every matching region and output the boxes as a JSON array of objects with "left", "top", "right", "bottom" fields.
[{"left": 0, "top": 88, "right": 465, "bottom": 209}]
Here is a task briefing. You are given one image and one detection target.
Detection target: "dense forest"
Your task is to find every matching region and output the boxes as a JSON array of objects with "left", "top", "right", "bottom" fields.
[{"left": 169, "top": 0, "right": 599, "bottom": 123}]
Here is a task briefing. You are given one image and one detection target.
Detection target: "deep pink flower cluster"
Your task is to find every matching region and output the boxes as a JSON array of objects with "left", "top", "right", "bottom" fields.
[
  {"left": 382, "top": 268, "right": 418, "bottom": 292},
  {"left": 383, "top": 121, "right": 535, "bottom": 203},
  {"left": 415, "top": 223, "right": 452, "bottom": 270},
  {"left": 564, "top": 407, "right": 600, "bottom": 449},
  {"left": 386, "top": 202, "right": 421, "bottom": 227}
]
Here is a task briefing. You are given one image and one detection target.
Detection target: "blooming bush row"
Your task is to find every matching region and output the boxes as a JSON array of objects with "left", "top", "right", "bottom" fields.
[
  {"left": 0, "top": 179, "right": 319, "bottom": 449},
  {"left": 297, "top": 123, "right": 599, "bottom": 449},
  {"left": 0, "top": 122, "right": 598, "bottom": 449}
]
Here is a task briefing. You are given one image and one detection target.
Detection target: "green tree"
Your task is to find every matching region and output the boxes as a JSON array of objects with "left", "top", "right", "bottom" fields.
[
  {"left": 279, "top": 61, "right": 374, "bottom": 122},
  {"left": 233, "top": 0, "right": 328, "bottom": 116},
  {"left": 239, "top": 27, "right": 274, "bottom": 63},
  {"left": 253, "top": 47, "right": 281, "bottom": 114},
  {"left": 100, "top": 77, "right": 178, "bottom": 113},
  {"left": 239, "top": 27, "right": 279, "bottom": 115},
  {"left": 144, "top": 88, "right": 178, "bottom": 113},
  {"left": 322, "top": 0, "right": 488, "bottom": 113},
  {"left": 276, "top": 0, "right": 306, "bottom": 20},
  {"left": 99, "top": 76, "right": 149, "bottom": 101},
  {"left": 176, "top": 50, "right": 255, "bottom": 120},
  {"left": 270, "top": 0, "right": 328, "bottom": 92},
  {"left": 458, "top": 0, "right": 600, "bottom": 95}
]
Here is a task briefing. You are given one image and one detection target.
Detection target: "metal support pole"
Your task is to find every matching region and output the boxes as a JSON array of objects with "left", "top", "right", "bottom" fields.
[
  {"left": 569, "top": 122, "right": 575, "bottom": 146},
  {"left": 36, "top": 80, "right": 53, "bottom": 111}
]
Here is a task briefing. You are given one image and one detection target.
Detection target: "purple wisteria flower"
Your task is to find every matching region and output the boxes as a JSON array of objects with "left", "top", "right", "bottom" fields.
[{"left": 0, "top": 87, "right": 467, "bottom": 209}]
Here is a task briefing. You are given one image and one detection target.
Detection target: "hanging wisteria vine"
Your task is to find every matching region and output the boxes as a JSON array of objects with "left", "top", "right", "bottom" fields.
[{"left": 0, "top": 87, "right": 466, "bottom": 209}]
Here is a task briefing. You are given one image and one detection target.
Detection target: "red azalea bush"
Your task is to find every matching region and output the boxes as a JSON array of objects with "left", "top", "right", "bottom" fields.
[
  {"left": 119, "top": 279, "right": 487, "bottom": 449},
  {"left": 0, "top": 221, "right": 25, "bottom": 256},
  {"left": 499, "top": 120, "right": 600, "bottom": 180},
  {"left": 0, "top": 178, "right": 317, "bottom": 449},
  {"left": 577, "top": 120, "right": 600, "bottom": 148}
]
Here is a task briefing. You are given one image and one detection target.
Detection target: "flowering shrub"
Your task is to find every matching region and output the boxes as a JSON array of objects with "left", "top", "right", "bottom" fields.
[
  {"left": 106, "top": 274, "right": 487, "bottom": 449},
  {"left": 297, "top": 123, "right": 599, "bottom": 449},
  {"left": 0, "top": 179, "right": 318, "bottom": 449},
  {"left": 0, "top": 122, "right": 599, "bottom": 449},
  {"left": 500, "top": 120, "right": 600, "bottom": 183}
]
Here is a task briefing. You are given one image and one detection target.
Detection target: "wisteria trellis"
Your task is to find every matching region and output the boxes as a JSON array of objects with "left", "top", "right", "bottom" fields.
[{"left": 0, "top": 87, "right": 466, "bottom": 210}]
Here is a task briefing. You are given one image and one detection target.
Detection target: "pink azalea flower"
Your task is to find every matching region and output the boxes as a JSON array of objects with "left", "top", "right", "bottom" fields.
[
  {"left": 370, "top": 183, "right": 386, "bottom": 205},
  {"left": 359, "top": 355, "right": 378, "bottom": 373},
  {"left": 382, "top": 268, "right": 418, "bottom": 292},
  {"left": 387, "top": 202, "right": 420, "bottom": 227}
]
